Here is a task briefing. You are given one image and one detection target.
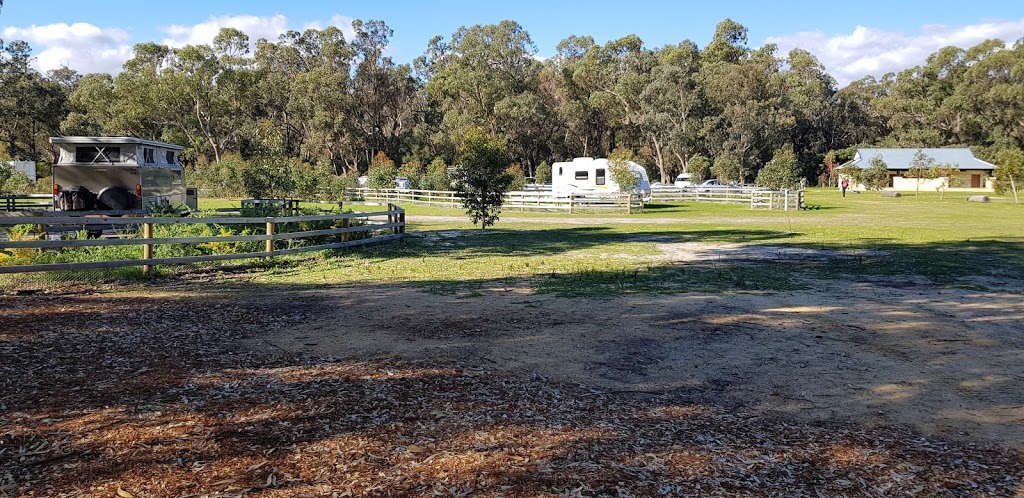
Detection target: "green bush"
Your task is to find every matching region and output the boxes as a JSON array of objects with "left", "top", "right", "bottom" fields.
[{"left": 535, "top": 161, "right": 552, "bottom": 184}]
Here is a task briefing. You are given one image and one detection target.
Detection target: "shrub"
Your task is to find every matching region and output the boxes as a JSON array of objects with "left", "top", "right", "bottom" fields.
[
  {"left": 535, "top": 161, "right": 552, "bottom": 184},
  {"left": 507, "top": 163, "right": 527, "bottom": 191},
  {"left": 755, "top": 147, "right": 800, "bottom": 190},
  {"left": 367, "top": 152, "right": 398, "bottom": 189},
  {"left": 421, "top": 158, "right": 450, "bottom": 191},
  {"left": 688, "top": 155, "right": 711, "bottom": 183}
]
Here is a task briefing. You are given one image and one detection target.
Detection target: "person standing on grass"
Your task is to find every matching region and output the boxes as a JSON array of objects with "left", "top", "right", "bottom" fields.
[{"left": 841, "top": 178, "right": 849, "bottom": 197}]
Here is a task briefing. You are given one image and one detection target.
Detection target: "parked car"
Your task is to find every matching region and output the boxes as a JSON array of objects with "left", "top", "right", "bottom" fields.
[
  {"left": 674, "top": 173, "right": 693, "bottom": 188},
  {"left": 394, "top": 176, "right": 411, "bottom": 189},
  {"left": 695, "top": 179, "right": 726, "bottom": 192}
]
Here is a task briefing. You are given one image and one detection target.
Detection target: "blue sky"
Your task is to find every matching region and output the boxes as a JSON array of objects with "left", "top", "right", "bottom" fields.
[{"left": 2, "top": 0, "right": 1023, "bottom": 85}]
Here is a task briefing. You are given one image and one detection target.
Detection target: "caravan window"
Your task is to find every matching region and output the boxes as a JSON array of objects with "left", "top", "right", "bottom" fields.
[
  {"left": 166, "top": 151, "right": 176, "bottom": 164},
  {"left": 595, "top": 168, "right": 606, "bottom": 185},
  {"left": 75, "top": 146, "right": 121, "bottom": 163},
  {"left": 558, "top": 166, "right": 563, "bottom": 176},
  {"left": 143, "top": 148, "right": 155, "bottom": 163},
  {"left": 575, "top": 171, "right": 588, "bottom": 180}
]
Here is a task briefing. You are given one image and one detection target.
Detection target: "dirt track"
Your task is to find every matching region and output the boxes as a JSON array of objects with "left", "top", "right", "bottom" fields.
[{"left": 257, "top": 265, "right": 1024, "bottom": 449}]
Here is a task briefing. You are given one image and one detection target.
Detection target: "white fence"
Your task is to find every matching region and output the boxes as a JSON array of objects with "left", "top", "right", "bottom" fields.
[
  {"left": 354, "top": 188, "right": 644, "bottom": 213},
  {"left": 353, "top": 187, "right": 803, "bottom": 211}
]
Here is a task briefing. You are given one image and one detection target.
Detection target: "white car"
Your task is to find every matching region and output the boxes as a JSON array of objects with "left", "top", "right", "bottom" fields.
[
  {"left": 674, "top": 173, "right": 693, "bottom": 188},
  {"left": 394, "top": 177, "right": 411, "bottom": 189}
]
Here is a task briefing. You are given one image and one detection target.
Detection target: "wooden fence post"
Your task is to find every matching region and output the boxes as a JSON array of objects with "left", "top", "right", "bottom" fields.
[
  {"left": 265, "top": 218, "right": 275, "bottom": 259},
  {"left": 399, "top": 210, "right": 406, "bottom": 235},
  {"left": 388, "top": 203, "right": 396, "bottom": 235},
  {"left": 142, "top": 222, "right": 153, "bottom": 274},
  {"left": 627, "top": 194, "right": 632, "bottom": 215},
  {"left": 341, "top": 217, "right": 350, "bottom": 243}
]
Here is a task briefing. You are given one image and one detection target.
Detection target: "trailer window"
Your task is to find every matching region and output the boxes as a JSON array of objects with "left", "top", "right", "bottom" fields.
[
  {"left": 75, "top": 147, "right": 121, "bottom": 163},
  {"left": 558, "top": 167, "right": 563, "bottom": 176},
  {"left": 166, "top": 151, "right": 176, "bottom": 164},
  {"left": 575, "top": 171, "right": 588, "bottom": 180},
  {"left": 595, "top": 168, "right": 606, "bottom": 185},
  {"left": 143, "top": 148, "right": 155, "bottom": 163}
]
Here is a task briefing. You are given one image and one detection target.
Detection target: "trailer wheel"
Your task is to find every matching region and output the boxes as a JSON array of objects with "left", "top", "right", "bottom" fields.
[{"left": 97, "top": 186, "right": 136, "bottom": 210}]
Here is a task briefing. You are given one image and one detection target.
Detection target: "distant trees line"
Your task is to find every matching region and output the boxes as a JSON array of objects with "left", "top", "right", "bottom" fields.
[{"left": 2, "top": 18, "right": 1024, "bottom": 193}]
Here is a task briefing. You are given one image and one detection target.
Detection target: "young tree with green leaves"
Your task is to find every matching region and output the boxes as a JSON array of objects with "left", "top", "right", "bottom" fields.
[
  {"left": 993, "top": 147, "right": 1024, "bottom": 203},
  {"left": 688, "top": 155, "right": 711, "bottom": 183},
  {"left": 454, "top": 131, "right": 514, "bottom": 229},
  {"left": 906, "top": 149, "right": 935, "bottom": 196},
  {"left": 711, "top": 154, "right": 742, "bottom": 183},
  {"left": 607, "top": 147, "right": 640, "bottom": 193},
  {"left": 862, "top": 155, "right": 891, "bottom": 191},
  {"left": 421, "top": 158, "right": 450, "bottom": 191},
  {"left": 397, "top": 160, "right": 423, "bottom": 189},
  {"left": 506, "top": 163, "right": 528, "bottom": 191},
  {"left": 367, "top": 152, "right": 398, "bottom": 189},
  {"left": 534, "top": 161, "right": 552, "bottom": 184},
  {"left": 755, "top": 146, "right": 800, "bottom": 190},
  {"left": 929, "top": 163, "right": 961, "bottom": 199}
]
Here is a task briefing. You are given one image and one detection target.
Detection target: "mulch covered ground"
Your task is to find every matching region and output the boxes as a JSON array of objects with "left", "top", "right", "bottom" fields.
[{"left": 2, "top": 285, "right": 1022, "bottom": 497}]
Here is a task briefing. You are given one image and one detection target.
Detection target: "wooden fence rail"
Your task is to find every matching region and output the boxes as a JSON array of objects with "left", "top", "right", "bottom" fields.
[
  {"left": 0, "top": 204, "right": 405, "bottom": 274},
  {"left": 2, "top": 194, "right": 51, "bottom": 212}
]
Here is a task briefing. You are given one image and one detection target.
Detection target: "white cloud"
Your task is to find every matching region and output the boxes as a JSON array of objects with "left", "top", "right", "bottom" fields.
[
  {"left": 2, "top": 14, "right": 361, "bottom": 76},
  {"left": 766, "top": 19, "right": 1024, "bottom": 87},
  {"left": 161, "top": 14, "right": 290, "bottom": 49},
  {"left": 1, "top": 22, "right": 133, "bottom": 74}
]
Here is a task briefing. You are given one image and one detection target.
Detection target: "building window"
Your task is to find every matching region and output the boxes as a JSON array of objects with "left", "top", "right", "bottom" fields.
[
  {"left": 75, "top": 146, "right": 121, "bottom": 163},
  {"left": 595, "top": 168, "right": 606, "bottom": 185},
  {"left": 166, "top": 151, "right": 176, "bottom": 164},
  {"left": 575, "top": 171, "right": 588, "bottom": 180},
  {"left": 143, "top": 148, "right": 155, "bottom": 163}
]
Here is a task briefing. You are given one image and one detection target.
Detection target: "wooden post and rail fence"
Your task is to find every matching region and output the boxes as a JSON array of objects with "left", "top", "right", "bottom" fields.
[{"left": 0, "top": 204, "right": 405, "bottom": 275}]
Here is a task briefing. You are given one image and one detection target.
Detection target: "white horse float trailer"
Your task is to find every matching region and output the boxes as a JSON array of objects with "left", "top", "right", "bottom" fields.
[
  {"left": 49, "top": 136, "right": 186, "bottom": 212},
  {"left": 551, "top": 157, "right": 652, "bottom": 201}
]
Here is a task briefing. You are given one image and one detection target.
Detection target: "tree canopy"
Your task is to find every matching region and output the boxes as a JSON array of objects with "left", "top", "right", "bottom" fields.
[{"left": 2, "top": 18, "right": 1024, "bottom": 193}]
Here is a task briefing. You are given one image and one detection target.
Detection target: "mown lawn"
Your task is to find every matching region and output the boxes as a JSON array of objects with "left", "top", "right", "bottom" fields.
[{"left": 213, "top": 188, "right": 1024, "bottom": 295}]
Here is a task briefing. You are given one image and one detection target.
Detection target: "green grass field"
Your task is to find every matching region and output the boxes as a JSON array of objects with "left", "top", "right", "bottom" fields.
[
  {"left": 5, "top": 190, "right": 1020, "bottom": 293},
  {"left": 202, "top": 188, "right": 1023, "bottom": 295}
]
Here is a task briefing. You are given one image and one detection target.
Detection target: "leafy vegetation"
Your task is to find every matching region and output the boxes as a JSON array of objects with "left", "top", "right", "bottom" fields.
[
  {"left": 4, "top": 19, "right": 1024, "bottom": 195},
  {"left": 453, "top": 131, "right": 514, "bottom": 229}
]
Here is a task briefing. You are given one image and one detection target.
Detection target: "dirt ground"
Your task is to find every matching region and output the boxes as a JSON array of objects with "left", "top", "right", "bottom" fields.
[
  {"left": 257, "top": 243, "right": 1024, "bottom": 450},
  {"left": 4, "top": 240, "right": 1024, "bottom": 495}
]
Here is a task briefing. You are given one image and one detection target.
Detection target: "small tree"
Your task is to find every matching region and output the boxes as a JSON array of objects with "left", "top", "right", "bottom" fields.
[
  {"left": 398, "top": 160, "right": 423, "bottom": 189},
  {"left": 421, "top": 158, "right": 450, "bottom": 191},
  {"left": 822, "top": 150, "right": 839, "bottom": 187},
  {"left": 367, "top": 152, "right": 398, "bottom": 189},
  {"left": 0, "top": 163, "right": 32, "bottom": 194},
  {"left": 688, "top": 155, "right": 711, "bottom": 183},
  {"left": 507, "top": 163, "right": 527, "bottom": 191},
  {"left": 994, "top": 147, "right": 1024, "bottom": 203},
  {"left": 906, "top": 149, "right": 935, "bottom": 196},
  {"left": 608, "top": 147, "right": 639, "bottom": 193},
  {"left": 755, "top": 147, "right": 800, "bottom": 190},
  {"left": 861, "top": 155, "right": 890, "bottom": 191},
  {"left": 535, "top": 161, "right": 552, "bottom": 184},
  {"left": 930, "top": 163, "right": 961, "bottom": 199},
  {"left": 711, "top": 154, "right": 742, "bottom": 183},
  {"left": 454, "top": 131, "right": 513, "bottom": 229}
]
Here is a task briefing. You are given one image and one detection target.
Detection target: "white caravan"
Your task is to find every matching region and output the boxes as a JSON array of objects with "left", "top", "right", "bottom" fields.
[{"left": 551, "top": 157, "right": 652, "bottom": 200}]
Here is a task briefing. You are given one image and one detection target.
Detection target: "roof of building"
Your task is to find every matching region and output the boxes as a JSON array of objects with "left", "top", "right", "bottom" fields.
[
  {"left": 49, "top": 136, "right": 184, "bottom": 150},
  {"left": 841, "top": 148, "right": 994, "bottom": 171}
]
